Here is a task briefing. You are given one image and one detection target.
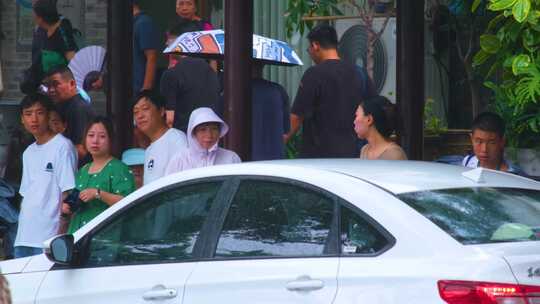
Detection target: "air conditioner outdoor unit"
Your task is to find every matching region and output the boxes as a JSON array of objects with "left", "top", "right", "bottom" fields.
[{"left": 336, "top": 17, "right": 396, "bottom": 103}]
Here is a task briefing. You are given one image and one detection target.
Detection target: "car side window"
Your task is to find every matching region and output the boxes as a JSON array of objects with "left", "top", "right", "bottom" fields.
[
  {"left": 84, "top": 182, "right": 222, "bottom": 267},
  {"left": 340, "top": 206, "right": 389, "bottom": 255},
  {"left": 215, "top": 180, "right": 334, "bottom": 258}
]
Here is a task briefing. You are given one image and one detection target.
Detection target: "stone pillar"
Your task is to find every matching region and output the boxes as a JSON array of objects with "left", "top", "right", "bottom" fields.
[
  {"left": 397, "top": 0, "right": 424, "bottom": 160},
  {"left": 223, "top": 0, "right": 253, "bottom": 161},
  {"left": 107, "top": 0, "right": 133, "bottom": 154}
]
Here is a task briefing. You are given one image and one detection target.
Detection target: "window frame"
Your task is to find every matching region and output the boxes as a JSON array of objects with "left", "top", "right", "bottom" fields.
[
  {"left": 53, "top": 177, "right": 234, "bottom": 270},
  {"left": 201, "top": 175, "right": 342, "bottom": 262}
]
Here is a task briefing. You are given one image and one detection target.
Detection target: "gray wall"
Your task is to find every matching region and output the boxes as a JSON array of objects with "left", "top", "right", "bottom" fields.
[{"left": 0, "top": 0, "right": 108, "bottom": 115}]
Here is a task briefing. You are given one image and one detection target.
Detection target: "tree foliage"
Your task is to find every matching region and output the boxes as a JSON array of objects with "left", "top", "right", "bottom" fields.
[{"left": 474, "top": 0, "right": 540, "bottom": 148}]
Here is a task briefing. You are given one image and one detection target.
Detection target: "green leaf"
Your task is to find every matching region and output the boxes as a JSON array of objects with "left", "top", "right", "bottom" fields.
[
  {"left": 529, "top": 119, "right": 539, "bottom": 132},
  {"left": 512, "top": 54, "right": 531, "bottom": 75},
  {"left": 522, "top": 28, "right": 539, "bottom": 52},
  {"left": 488, "top": 0, "right": 518, "bottom": 11},
  {"left": 473, "top": 49, "right": 492, "bottom": 66},
  {"left": 507, "top": 21, "right": 524, "bottom": 41},
  {"left": 504, "top": 55, "right": 516, "bottom": 68},
  {"left": 484, "top": 81, "right": 498, "bottom": 90},
  {"left": 488, "top": 13, "right": 506, "bottom": 31},
  {"left": 472, "top": 0, "right": 482, "bottom": 12},
  {"left": 527, "top": 10, "right": 540, "bottom": 24},
  {"left": 487, "top": 61, "right": 502, "bottom": 78},
  {"left": 531, "top": 23, "right": 540, "bottom": 32},
  {"left": 480, "top": 34, "right": 502, "bottom": 53},
  {"left": 512, "top": 0, "right": 531, "bottom": 22}
]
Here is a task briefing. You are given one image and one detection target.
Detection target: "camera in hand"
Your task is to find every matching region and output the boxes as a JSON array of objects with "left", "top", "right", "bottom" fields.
[{"left": 65, "top": 188, "right": 82, "bottom": 213}]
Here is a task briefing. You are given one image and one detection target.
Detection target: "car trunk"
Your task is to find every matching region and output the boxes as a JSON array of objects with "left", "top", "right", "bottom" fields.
[{"left": 472, "top": 242, "right": 540, "bottom": 286}]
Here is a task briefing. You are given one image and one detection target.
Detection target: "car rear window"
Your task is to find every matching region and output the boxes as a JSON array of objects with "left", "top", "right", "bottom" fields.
[{"left": 398, "top": 188, "right": 540, "bottom": 245}]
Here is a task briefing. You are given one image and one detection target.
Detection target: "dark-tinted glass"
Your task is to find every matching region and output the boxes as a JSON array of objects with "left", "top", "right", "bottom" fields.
[
  {"left": 399, "top": 188, "right": 540, "bottom": 245},
  {"left": 340, "top": 206, "right": 388, "bottom": 255},
  {"left": 85, "top": 182, "right": 221, "bottom": 266},
  {"left": 215, "top": 180, "right": 334, "bottom": 258}
]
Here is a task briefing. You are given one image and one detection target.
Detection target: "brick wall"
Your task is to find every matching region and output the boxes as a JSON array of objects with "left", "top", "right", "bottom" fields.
[{"left": 0, "top": 0, "right": 108, "bottom": 114}]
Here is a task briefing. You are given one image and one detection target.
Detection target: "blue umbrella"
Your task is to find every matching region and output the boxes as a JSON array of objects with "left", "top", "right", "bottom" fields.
[{"left": 164, "top": 29, "right": 303, "bottom": 66}]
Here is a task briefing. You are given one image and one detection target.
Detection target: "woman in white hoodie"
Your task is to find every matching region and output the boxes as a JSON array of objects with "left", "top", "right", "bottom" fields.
[{"left": 166, "top": 107, "right": 241, "bottom": 174}]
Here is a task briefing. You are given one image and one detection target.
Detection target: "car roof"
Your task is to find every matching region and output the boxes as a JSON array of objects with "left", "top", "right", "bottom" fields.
[{"left": 237, "top": 159, "right": 540, "bottom": 194}]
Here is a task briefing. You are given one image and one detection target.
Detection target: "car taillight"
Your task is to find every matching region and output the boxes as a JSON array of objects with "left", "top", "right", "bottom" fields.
[{"left": 438, "top": 280, "right": 540, "bottom": 304}]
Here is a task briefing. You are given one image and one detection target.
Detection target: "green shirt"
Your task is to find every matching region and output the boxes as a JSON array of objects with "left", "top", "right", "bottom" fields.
[{"left": 67, "top": 158, "right": 135, "bottom": 234}]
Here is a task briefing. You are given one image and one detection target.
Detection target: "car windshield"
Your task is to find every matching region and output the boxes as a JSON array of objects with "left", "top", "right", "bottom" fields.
[{"left": 398, "top": 188, "right": 540, "bottom": 245}]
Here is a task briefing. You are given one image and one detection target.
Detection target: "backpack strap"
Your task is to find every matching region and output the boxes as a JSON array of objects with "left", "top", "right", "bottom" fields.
[
  {"left": 464, "top": 154, "right": 474, "bottom": 166},
  {"left": 58, "top": 19, "right": 79, "bottom": 52}
]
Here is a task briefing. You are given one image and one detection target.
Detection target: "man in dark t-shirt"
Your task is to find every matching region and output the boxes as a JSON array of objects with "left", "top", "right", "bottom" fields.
[
  {"left": 44, "top": 66, "right": 94, "bottom": 165},
  {"left": 160, "top": 20, "right": 219, "bottom": 132},
  {"left": 250, "top": 63, "right": 290, "bottom": 161},
  {"left": 160, "top": 57, "right": 219, "bottom": 132},
  {"left": 284, "top": 24, "right": 364, "bottom": 158},
  {"left": 214, "top": 63, "right": 290, "bottom": 161}
]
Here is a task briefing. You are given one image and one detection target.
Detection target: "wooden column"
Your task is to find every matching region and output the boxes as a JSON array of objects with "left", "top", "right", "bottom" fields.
[
  {"left": 223, "top": 0, "right": 253, "bottom": 161},
  {"left": 107, "top": 0, "right": 133, "bottom": 155},
  {"left": 396, "top": 0, "right": 424, "bottom": 160}
]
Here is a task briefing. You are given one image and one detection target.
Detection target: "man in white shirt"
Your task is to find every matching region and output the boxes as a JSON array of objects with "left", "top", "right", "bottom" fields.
[
  {"left": 462, "top": 112, "right": 525, "bottom": 176},
  {"left": 15, "top": 93, "right": 77, "bottom": 258},
  {"left": 133, "top": 90, "right": 187, "bottom": 185}
]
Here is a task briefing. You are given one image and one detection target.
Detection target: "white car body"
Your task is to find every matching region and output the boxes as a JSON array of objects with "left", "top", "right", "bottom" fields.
[{"left": 3, "top": 160, "right": 540, "bottom": 303}]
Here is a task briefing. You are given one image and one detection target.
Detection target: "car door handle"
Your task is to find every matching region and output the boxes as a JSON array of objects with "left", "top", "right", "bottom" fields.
[
  {"left": 142, "top": 287, "right": 177, "bottom": 301},
  {"left": 286, "top": 277, "right": 324, "bottom": 292}
]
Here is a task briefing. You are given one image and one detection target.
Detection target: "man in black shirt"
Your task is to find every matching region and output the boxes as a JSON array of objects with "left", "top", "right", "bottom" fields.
[
  {"left": 284, "top": 24, "right": 364, "bottom": 158},
  {"left": 44, "top": 66, "right": 94, "bottom": 163},
  {"left": 160, "top": 57, "right": 219, "bottom": 132},
  {"left": 160, "top": 20, "right": 219, "bottom": 132}
]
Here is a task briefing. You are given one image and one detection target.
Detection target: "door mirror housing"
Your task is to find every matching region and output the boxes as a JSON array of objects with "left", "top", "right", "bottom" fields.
[{"left": 45, "top": 234, "right": 75, "bottom": 265}]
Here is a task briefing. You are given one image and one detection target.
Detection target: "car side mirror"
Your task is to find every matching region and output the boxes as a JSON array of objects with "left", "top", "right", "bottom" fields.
[{"left": 45, "top": 234, "right": 75, "bottom": 265}]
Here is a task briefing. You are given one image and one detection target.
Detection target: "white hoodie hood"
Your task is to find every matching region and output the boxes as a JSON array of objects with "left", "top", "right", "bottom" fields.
[
  {"left": 187, "top": 107, "right": 229, "bottom": 153},
  {"left": 165, "top": 108, "right": 241, "bottom": 174}
]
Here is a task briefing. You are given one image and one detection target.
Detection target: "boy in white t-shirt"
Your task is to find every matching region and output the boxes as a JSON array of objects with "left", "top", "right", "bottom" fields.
[
  {"left": 14, "top": 94, "right": 77, "bottom": 258},
  {"left": 133, "top": 90, "right": 187, "bottom": 185}
]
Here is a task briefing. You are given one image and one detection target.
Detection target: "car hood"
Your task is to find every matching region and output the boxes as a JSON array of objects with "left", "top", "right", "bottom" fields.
[{"left": 0, "top": 256, "right": 33, "bottom": 275}]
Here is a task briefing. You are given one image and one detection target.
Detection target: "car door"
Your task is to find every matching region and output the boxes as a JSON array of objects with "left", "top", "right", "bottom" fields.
[
  {"left": 184, "top": 178, "right": 340, "bottom": 304},
  {"left": 35, "top": 180, "right": 227, "bottom": 304},
  {"left": 334, "top": 202, "right": 411, "bottom": 303}
]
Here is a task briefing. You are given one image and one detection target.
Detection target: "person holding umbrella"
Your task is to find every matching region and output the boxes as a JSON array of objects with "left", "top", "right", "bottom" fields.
[
  {"left": 160, "top": 20, "right": 219, "bottom": 132},
  {"left": 164, "top": 29, "right": 303, "bottom": 160}
]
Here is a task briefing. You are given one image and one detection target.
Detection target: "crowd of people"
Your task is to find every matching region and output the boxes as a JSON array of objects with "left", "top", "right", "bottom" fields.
[{"left": 5, "top": 0, "right": 525, "bottom": 260}]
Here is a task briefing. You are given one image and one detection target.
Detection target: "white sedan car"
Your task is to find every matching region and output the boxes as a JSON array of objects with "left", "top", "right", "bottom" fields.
[{"left": 3, "top": 160, "right": 540, "bottom": 304}]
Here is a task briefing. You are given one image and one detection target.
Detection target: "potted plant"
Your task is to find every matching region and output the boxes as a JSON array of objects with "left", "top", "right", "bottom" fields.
[
  {"left": 424, "top": 97, "right": 446, "bottom": 160},
  {"left": 473, "top": 0, "right": 540, "bottom": 176}
]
